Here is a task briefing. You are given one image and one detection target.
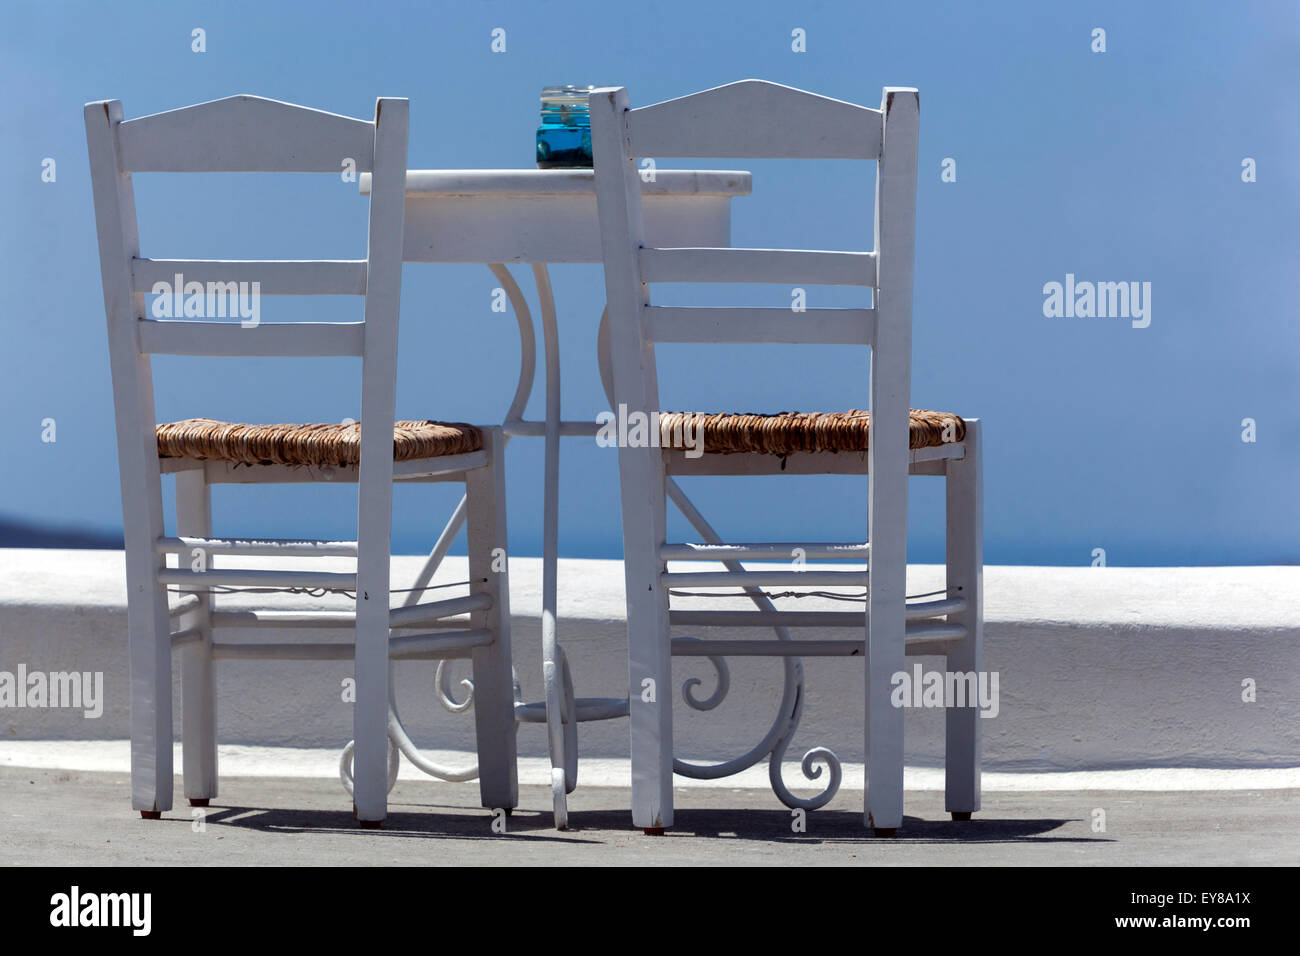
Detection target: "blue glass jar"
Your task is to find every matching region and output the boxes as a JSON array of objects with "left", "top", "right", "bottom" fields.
[{"left": 536, "top": 85, "right": 594, "bottom": 169}]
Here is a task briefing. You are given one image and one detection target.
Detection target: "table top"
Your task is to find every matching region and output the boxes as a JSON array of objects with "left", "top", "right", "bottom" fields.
[
  {"left": 372, "top": 168, "right": 750, "bottom": 263},
  {"left": 360, "top": 168, "right": 751, "bottom": 198}
]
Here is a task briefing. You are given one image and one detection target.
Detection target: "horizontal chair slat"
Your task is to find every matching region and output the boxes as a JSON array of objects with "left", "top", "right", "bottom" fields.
[
  {"left": 180, "top": 450, "right": 489, "bottom": 485},
  {"left": 388, "top": 593, "right": 492, "bottom": 628},
  {"left": 168, "top": 595, "right": 201, "bottom": 619},
  {"left": 210, "top": 610, "right": 356, "bottom": 629},
  {"left": 157, "top": 535, "right": 358, "bottom": 557},
  {"left": 213, "top": 642, "right": 354, "bottom": 660},
  {"left": 639, "top": 248, "right": 875, "bottom": 286},
  {"left": 668, "top": 598, "right": 966, "bottom": 629},
  {"left": 671, "top": 610, "right": 863, "bottom": 628},
  {"left": 116, "top": 95, "right": 375, "bottom": 173},
  {"left": 670, "top": 627, "right": 965, "bottom": 658},
  {"left": 389, "top": 630, "right": 494, "bottom": 659},
  {"left": 132, "top": 258, "right": 367, "bottom": 295},
  {"left": 906, "top": 597, "right": 967, "bottom": 619},
  {"left": 671, "top": 639, "right": 872, "bottom": 657},
  {"left": 904, "top": 622, "right": 967, "bottom": 642},
  {"left": 207, "top": 609, "right": 474, "bottom": 630},
  {"left": 158, "top": 568, "right": 357, "bottom": 589},
  {"left": 661, "top": 541, "right": 870, "bottom": 560},
  {"left": 625, "top": 80, "right": 882, "bottom": 160},
  {"left": 180, "top": 630, "right": 492, "bottom": 660},
  {"left": 170, "top": 627, "right": 203, "bottom": 648},
  {"left": 663, "top": 569, "right": 869, "bottom": 588},
  {"left": 137, "top": 319, "right": 365, "bottom": 356},
  {"left": 502, "top": 420, "right": 603, "bottom": 438},
  {"left": 644, "top": 306, "right": 874, "bottom": 345},
  {"left": 392, "top": 450, "right": 490, "bottom": 479}
]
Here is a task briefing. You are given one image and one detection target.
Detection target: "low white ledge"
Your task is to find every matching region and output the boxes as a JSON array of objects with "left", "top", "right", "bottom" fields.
[{"left": 1, "top": 549, "right": 1296, "bottom": 774}]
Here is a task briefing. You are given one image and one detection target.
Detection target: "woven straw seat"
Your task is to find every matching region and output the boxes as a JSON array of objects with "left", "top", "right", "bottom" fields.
[
  {"left": 156, "top": 418, "right": 483, "bottom": 468},
  {"left": 657, "top": 409, "right": 964, "bottom": 456}
]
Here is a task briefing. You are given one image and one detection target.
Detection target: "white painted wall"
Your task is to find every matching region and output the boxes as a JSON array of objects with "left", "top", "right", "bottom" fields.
[{"left": 1, "top": 549, "right": 1296, "bottom": 770}]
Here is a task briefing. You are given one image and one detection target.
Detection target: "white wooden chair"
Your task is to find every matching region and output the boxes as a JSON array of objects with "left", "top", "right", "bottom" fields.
[
  {"left": 591, "top": 80, "right": 983, "bottom": 835},
  {"left": 84, "top": 95, "right": 517, "bottom": 827}
]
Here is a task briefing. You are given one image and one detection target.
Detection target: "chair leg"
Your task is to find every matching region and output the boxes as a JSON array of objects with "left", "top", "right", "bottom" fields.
[
  {"left": 176, "top": 469, "right": 218, "bottom": 805},
  {"left": 352, "top": 635, "right": 389, "bottom": 823},
  {"left": 628, "top": 589, "right": 673, "bottom": 833},
  {"left": 865, "top": 430, "right": 907, "bottom": 834},
  {"left": 619, "top": 447, "right": 673, "bottom": 832},
  {"left": 353, "top": 446, "right": 397, "bottom": 826},
  {"left": 865, "top": 612, "right": 905, "bottom": 835},
  {"left": 127, "top": 552, "right": 174, "bottom": 818},
  {"left": 466, "top": 430, "right": 519, "bottom": 813},
  {"left": 944, "top": 420, "right": 983, "bottom": 818}
]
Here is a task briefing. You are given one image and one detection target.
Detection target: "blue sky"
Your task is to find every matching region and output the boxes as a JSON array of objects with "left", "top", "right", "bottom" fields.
[{"left": 1, "top": 0, "right": 1297, "bottom": 565}]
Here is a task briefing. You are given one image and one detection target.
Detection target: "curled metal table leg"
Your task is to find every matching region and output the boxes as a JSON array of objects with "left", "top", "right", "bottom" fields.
[{"left": 596, "top": 308, "right": 843, "bottom": 811}]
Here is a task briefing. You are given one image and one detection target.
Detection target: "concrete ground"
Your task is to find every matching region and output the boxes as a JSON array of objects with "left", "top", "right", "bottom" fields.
[{"left": 2, "top": 767, "right": 1293, "bottom": 866}]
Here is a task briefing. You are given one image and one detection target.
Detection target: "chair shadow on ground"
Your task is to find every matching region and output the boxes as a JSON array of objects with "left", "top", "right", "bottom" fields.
[
  {"left": 186, "top": 802, "right": 595, "bottom": 844},
  {"left": 627, "top": 809, "right": 1108, "bottom": 845},
  {"left": 187, "top": 801, "right": 1106, "bottom": 846}
]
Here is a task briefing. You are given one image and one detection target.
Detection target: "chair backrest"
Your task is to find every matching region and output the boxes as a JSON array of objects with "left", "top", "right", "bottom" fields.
[
  {"left": 84, "top": 94, "right": 409, "bottom": 570},
  {"left": 589, "top": 79, "right": 918, "bottom": 464}
]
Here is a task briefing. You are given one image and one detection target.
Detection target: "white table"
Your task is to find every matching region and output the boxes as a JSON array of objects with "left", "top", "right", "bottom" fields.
[
  {"left": 379, "top": 168, "right": 749, "bottom": 262},
  {"left": 358, "top": 169, "right": 751, "bottom": 821}
]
